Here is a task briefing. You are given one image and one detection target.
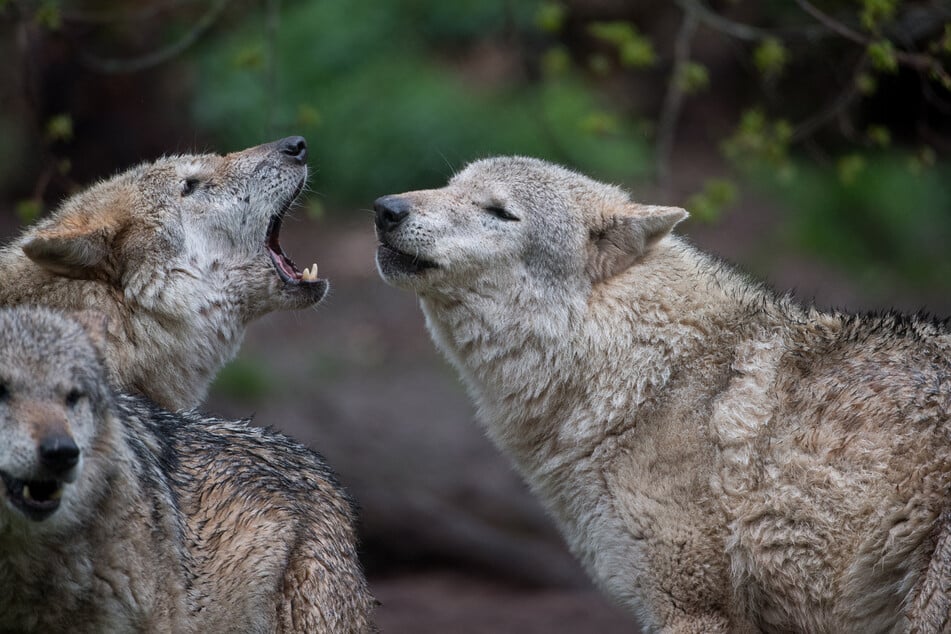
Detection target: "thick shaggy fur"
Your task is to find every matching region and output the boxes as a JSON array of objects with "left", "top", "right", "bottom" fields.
[
  {"left": 0, "top": 307, "right": 375, "bottom": 633},
  {"left": 0, "top": 138, "right": 327, "bottom": 410},
  {"left": 374, "top": 156, "right": 951, "bottom": 633}
]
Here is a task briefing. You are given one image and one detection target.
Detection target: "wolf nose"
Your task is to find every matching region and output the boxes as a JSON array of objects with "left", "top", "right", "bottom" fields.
[
  {"left": 38, "top": 434, "right": 80, "bottom": 475},
  {"left": 278, "top": 136, "right": 308, "bottom": 164},
  {"left": 374, "top": 195, "right": 412, "bottom": 233}
]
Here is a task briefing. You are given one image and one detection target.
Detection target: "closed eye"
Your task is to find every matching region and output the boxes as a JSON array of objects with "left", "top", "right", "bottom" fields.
[
  {"left": 484, "top": 205, "right": 519, "bottom": 221},
  {"left": 65, "top": 388, "right": 85, "bottom": 408},
  {"left": 181, "top": 178, "right": 200, "bottom": 196}
]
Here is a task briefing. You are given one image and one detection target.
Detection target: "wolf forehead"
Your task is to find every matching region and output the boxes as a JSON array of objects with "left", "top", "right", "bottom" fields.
[
  {"left": 451, "top": 156, "right": 633, "bottom": 210},
  {"left": 0, "top": 308, "right": 100, "bottom": 371}
]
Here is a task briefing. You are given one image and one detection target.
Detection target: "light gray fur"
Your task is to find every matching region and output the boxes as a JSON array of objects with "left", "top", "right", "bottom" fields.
[
  {"left": 375, "top": 156, "right": 951, "bottom": 633},
  {"left": 0, "top": 139, "right": 327, "bottom": 410}
]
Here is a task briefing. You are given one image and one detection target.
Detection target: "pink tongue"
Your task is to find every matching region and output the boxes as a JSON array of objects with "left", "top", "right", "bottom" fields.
[{"left": 269, "top": 246, "right": 300, "bottom": 279}]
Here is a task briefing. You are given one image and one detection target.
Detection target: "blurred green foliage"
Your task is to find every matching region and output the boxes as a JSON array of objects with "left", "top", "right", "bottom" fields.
[
  {"left": 212, "top": 355, "right": 277, "bottom": 404},
  {"left": 192, "top": 0, "right": 650, "bottom": 204},
  {"left": 767, "top": 156, "right": 951, "bottom": 293},
  {"left": 2, "top": 0, "right": 949, "bottom": 300}
]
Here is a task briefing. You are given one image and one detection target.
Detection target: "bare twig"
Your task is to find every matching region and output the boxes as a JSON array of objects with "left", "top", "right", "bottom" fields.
[
  {"left": 59, "top": 0, "right": 205, "bottom": 25},
  {"left": 674, "top": 0, "right": 831, "bottom": 41},
  {"left": 655, "top": 5, "right": 699, "bottom": 194},
  {"left": 673, "top": 0, "right": 769, "bottom": 41},
  {"left": 794, "top": 0, "right": 946, "bottom": 74},
  {"left": 791, "top": 58, "right": 867, "bottom": 143},
  {"left": 79, "top": 0, "right": 231, "bottom": 74},
  {"left": 265, "top": 0, "right": 281, "bottom": 136}
]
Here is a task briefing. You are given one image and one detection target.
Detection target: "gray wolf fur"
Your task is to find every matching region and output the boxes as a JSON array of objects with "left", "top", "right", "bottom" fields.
[
  {"left": 0, "top": 137, "right": 327, "bottom": 410},
  {"left": 374, "top": 156, "right": 951, "bottom": 633},
  {"left": 0, "top": 306, "right": 375, "bottom": 633}
]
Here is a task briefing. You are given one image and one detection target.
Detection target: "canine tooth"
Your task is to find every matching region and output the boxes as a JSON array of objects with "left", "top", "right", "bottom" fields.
[
  {"left": 49, "top": 487, "right": 63, "bottom": 501},
  {"left": 22, "top": 484, "right": 32, "bottom": 501},
  {"left": 301, "top": 264, "right": 319, "bottom": 282}
]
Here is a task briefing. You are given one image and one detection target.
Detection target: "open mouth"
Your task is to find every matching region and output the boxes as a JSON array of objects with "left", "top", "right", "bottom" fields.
[
  {"left": 265, "top": 180, "right": 325, "bottom": 287},
  {"left": 376, "top": 242, "right": 438, "bottom": 275},
  {"left": 0, "top": 470, "right": 64, "bottom": 521}
]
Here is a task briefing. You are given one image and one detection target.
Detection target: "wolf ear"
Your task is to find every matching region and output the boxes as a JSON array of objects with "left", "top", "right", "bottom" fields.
[
  {"left": 70, "top": 310, "right": 111, "bottom": 354},
  {"left": 22, "top": 223, "right": 116, "bottom": 279},
  {"left": 587, "top": 204, "right": 687, "bottom": 282}
]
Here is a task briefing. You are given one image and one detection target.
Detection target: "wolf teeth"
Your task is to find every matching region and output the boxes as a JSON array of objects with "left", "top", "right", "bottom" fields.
[
  {"left": 301, "top": 264, "right": 319, "bottom": 282},
  {"left": 21, "top": 483, "right": 62, "bottom": 502}
]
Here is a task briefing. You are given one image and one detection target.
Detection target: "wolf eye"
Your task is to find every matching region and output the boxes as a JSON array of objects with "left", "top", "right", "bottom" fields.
[
  {"left": 0, "top": 383, "right": 8, "bottom": 402},
  {"left": 65, "top": 389, "right": 85, "bottom": 408},
  {"left": 180, "top": 178, "right": 200, "bottom": 196},
  {"left": 484, "top": 205, "right": 519, "bottom": 221}
]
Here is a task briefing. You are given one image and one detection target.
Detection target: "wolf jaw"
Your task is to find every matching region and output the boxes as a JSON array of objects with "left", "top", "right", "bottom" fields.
[
  {"left": 0, "top": 470, "right": 65, "bottom": 521},
  {"left": 265, "top": 179, "right": 326, "bottom": 287},
  {"left": 375, "top": 240, "right": 439, "bottom": 277}
]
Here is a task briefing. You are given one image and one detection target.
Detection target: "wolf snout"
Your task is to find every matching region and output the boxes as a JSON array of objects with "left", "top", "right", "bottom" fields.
[
  {"left": 38, "top": 433, "right": 80, "bottom": 477},
  {"left": 374, "top": 195, "right": 412, "bottom": 233},
  {"left": 277, "top": 136, "right": 308, "bottom": 165}
]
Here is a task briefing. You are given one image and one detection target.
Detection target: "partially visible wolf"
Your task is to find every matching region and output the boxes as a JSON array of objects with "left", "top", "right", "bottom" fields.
[
  {"left": 0, "top": 306, "right": 375, "bottom": 633},
  {"left": 374, "top": 156, "right": 951, "bottom": 633},
  {"left": 0, "top": 137, "right": 326, "bottom": 410}
]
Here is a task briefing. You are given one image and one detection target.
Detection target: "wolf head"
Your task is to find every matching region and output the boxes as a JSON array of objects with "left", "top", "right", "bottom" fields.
[
  {"left": 21, "top": 136, "right": 327, "bottom": 316},
  {"left": 0, "top": 307, "right": 115, "bottom": 533},
  {"left": 374, "top": 156, "right": 687, "bottom": 298}
]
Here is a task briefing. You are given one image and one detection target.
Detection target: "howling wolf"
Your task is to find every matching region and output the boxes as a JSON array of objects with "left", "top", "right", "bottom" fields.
[
  {"left": 374, "top": 156, "right": 951, "bottom": 633},
  {"left": 0, "top": 306, "right": 375, "bottom": 633},
  {"left": 0, "top": 137, "right": 326, "bottom": 410}
]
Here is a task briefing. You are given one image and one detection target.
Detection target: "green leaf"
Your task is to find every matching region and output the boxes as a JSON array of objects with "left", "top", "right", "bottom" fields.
[
  {"left": 677, "top": 62, "right": 709, "bottom": 94},
  {"left": 16, "top": 199, "right": 42, "bottom": 224},
  {"left": 542, "top": 46, "right": 572, "bottom": 76},
  {"left": 836, "top": 153, "right": 866, "bottom": 185},
  {"left": 865, "top": 125, "right": 891, "bottom": 147},
  {"left": 868, "top": 40, "right": 898, "bottom": 73},
  {"left": 859, "top": 0, "right": 898, "bottom": 32},
  {"left": 535, "top": 2, "right": 566, "bottom": 33},
  {"left": 855, "top": 72, "right": 877, "bottom": 95},
  {"left": 753, "top": 37, "right": 787, "bottom": 80},
  {"left": 721, "top": 108, "right": 793, "bottom": 173},
  {"left": 578, "top": 111, "right": 620, "bottom": 137},
  {"left": 34, "top": 1, "right": 61, "bottom": 30},
  {"left": 588, "top": 21, "right": 656, "bottom": 68},
  {"left": 45, "top": 114, "right": 73, "bottom": 142},
  {"left": 686, "top": 178, "right": 737, "bottom": 222}
]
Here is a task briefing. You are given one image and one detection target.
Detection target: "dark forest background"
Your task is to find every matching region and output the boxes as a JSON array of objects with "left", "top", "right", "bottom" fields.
[{"left": 1, "top": 1, "right": 950, "bottom": 631}]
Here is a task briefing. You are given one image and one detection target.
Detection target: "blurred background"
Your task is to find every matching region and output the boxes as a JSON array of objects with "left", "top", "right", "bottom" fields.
[{"left": 1, "top": 1, "right": 949, "bottom": 631}]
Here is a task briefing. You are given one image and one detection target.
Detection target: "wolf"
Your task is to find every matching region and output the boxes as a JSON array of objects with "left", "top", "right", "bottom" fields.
[
  {"left": 373, "top": 156, "right": 951, "bottom": 633},
  {"left": 0, "top": 306, "right": 375, "bottom": 633},
  {"left": 0, "top": 137, "right": 326, "bottom": 410}
]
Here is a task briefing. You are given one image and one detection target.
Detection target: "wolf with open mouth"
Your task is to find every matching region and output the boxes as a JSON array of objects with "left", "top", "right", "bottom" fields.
[
  {"left": 0, "top": 137, "right": 326, "bottom": 410},
  {"left": 0, "top": 306, "right": 376, "bottom": 633}
]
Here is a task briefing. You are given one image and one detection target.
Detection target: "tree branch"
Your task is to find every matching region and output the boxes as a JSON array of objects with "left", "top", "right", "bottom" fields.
[
  {"left": 655, "top": 6, "right": 699, "bottom": 194},
  {"left": 794, "top": 0, "right": 946, "bottom": 74},
  {"left": 79, "top": 0, "right": 231, "bottom": 74}
]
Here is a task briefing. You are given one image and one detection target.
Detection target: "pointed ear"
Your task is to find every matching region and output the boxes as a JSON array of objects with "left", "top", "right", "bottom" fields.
[
  {"left": 587, "top": 204, "right": 687, "bottom": 282},
  {"left": 21, "top": 222, "right": 115, "bottom": 279},
  {"left": 70, "top": 310, "right": 111, "bottom": 355}
]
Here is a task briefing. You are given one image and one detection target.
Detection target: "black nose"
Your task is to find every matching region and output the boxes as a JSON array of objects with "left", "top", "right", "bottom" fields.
[
  {"left": 374, "top": 195, "right": 412, "bottom": 233},
  {"left": 277, "top": 136, "right": 307, "bottom": 164},
  {"left": 38, "top": 434, "right": 80, "bottom": 475}
]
